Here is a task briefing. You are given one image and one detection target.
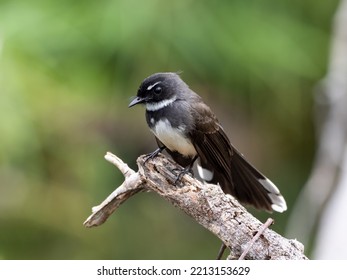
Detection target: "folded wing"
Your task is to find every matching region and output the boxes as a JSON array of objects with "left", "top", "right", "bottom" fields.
[{"left": 190, "top": 101, "right": 287, "bottom": 212}]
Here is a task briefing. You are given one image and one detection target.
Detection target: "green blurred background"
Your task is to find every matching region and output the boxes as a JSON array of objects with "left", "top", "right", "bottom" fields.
[{"left": 0, "top": 0, "right": 339, "bottom": 259}]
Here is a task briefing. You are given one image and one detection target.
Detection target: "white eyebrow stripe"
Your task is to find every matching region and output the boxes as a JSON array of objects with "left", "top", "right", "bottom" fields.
[{"left": 146, "top": 81, "right": 162, "bottom": 91}]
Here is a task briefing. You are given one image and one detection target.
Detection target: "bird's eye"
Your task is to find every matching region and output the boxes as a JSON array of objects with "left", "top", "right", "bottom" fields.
[{"left": 154, "top": 86, "right": 162, "bottom": 94}]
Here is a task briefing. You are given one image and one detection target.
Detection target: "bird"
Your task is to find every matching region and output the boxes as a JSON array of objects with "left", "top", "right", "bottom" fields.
[{"left": 128, "top": 72, "right": 287, "bottom": 213}]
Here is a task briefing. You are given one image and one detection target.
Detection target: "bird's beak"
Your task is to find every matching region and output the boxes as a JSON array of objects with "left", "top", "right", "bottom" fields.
[{"left": 128, "top": 96, "right": 146, "bottom": 108}]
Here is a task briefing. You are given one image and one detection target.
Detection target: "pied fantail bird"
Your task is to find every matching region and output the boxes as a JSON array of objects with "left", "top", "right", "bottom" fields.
[{"left": 129, "top": 72, "right": 287, "bottom": 213}]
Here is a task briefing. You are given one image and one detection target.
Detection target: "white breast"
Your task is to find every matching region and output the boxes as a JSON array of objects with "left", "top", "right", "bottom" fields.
[{"left": 151, "top": 118, "right": 197, "bottom": 157}]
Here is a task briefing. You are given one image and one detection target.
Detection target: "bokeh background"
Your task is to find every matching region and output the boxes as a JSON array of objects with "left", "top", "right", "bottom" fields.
[{"left": 0, "top": 0, "right": 340, "bottom": 259}]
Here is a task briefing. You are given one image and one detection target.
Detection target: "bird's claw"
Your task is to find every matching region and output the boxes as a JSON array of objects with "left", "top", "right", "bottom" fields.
[
  {"left": 173, "top": 167, "right": 194, "bottom": 184},
  {"left": 144, "top": 147, "right": 165, "bottom": 163}
]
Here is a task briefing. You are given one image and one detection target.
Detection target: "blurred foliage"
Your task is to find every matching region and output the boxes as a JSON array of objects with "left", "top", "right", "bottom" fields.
[{"left": 0, "top": 0, "right": 339, "bottom": 259}]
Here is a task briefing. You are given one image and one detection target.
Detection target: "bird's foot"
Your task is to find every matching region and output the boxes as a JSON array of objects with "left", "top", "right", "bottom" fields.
[
  {"left": 173, "top": 166, "right": 194, "bottom": 184},
  {"left": 144, "top": 147, "right": 166, "bottom": 163},
  {"left": 172, "top": 155, "right": 198, "bottom": 184}
]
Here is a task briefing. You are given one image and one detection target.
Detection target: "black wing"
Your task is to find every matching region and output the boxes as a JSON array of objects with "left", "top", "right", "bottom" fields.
[{"left": 190, "top": 101, "right": 286, "bottom": 212}]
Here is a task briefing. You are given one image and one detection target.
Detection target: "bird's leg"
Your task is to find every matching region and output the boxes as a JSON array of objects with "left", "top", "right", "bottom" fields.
[
  {"left": 174, "top": 155, "right": 198, "bottom": 183},
  {"left": 144, "top": 146, "right": 166, "bottom": 163}
]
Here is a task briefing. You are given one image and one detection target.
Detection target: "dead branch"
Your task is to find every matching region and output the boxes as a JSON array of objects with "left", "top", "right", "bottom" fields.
[{"left": 84, "top": 152, "right": 307, "bottom": 260}]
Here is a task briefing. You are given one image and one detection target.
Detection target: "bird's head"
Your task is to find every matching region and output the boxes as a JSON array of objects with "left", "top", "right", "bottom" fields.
[{"left": 129, "top": 72, "right": 188, "bottom": 111}]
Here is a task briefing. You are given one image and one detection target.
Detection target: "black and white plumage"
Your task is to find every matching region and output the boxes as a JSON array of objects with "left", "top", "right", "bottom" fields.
[{"left": 129, "top": 72, "right": 287, "bottom": 213}]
